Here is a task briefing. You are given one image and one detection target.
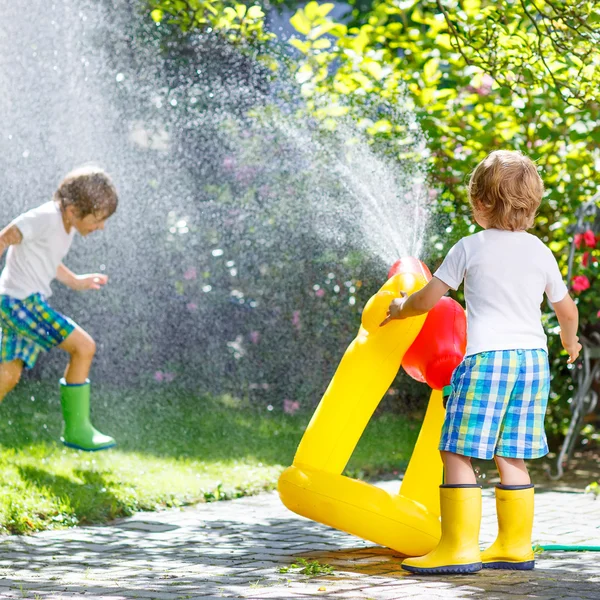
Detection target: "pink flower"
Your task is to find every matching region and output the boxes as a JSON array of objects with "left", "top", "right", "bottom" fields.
[
  {"left": 575, "top": 230, "right": 596, "bottom": 249},
  {"left": 597, "top": 310, "right": 600, "bottom": 318},
  {"left": 315, "top": 288, "right": 325, "bottom": 298},
  {"left": 249, "top": 331, "right": 260, "bottom": 344},
  {"left": 184, "top": 267, "right": 197, "bottom": 280},
  {"left": 572, "top": 275, "right": 591, "bottom": 292},
  {"left": 467, "top": 73, "right": 494, "bottom": 96},
  {"left": 292, "top": 310, "right": 301, "bottom": 330},
  {"left": 186, "top": 302, "right": 198, "bottom": 311},
  {"left": 154, "top": 370, "right": 175, "bottom": 382},
  {"left": 283, "top": 399, "right": 300, "bottom": 415},
  {"left": 584, "top": 230, "right": 597, "bottom": 248}
]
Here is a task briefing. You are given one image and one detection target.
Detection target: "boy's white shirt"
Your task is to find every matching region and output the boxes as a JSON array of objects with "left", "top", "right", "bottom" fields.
[
  {"left": 0, "top": 201, "right": 75, "bottom": 299},
  {"left": 434, "top": 229, "right": 568, "bottom": 357}
]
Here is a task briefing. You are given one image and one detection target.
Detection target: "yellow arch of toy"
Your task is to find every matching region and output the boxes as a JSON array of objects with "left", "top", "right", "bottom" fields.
[{"left": 278, "top": 270, "right": 445, "bottom": 557}]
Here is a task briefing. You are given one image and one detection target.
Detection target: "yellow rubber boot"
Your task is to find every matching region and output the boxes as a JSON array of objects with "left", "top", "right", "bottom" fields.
[
  {"left": 481, "top": 484, "right": 535, "bottom": 570},
  {"left": 401, "top": 485, "right": 482, "bottom": 575}
]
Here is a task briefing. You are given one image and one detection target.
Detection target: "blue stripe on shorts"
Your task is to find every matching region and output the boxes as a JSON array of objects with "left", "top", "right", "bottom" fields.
[{"left": 439, "top": 349, "right": 550, "bottom": 460}]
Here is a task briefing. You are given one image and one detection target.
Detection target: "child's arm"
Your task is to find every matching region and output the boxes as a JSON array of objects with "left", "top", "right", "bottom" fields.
[
  {"left": 56, "top": 263, "right": 108, "bottom": 291},
  {"left": 552, "top": 294, "right": 582, "bottom": 363},
  {"left": 0, "top": 224, "right": 23, "bottom": 258},
  {"left": 381, "top": 277, "right": 450, "bottom": 326}
]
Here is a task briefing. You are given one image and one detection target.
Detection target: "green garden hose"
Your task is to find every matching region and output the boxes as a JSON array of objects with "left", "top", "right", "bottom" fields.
[{"left": 538, "top": 545, "right": 600, "bottom": 552}]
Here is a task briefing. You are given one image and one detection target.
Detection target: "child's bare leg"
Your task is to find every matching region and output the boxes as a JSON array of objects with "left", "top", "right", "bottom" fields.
[
  {"left": 0, "top": 359, "right": 23, "bottom": 401},
  {"left": 494, "top": 456, "right": 531, "bottom": 486},
  {"left": 58, "top": 327, "right": 96, "bottom": 384},
  {"left": 441, "top": 450, "right": 477, "bottom": 485}
]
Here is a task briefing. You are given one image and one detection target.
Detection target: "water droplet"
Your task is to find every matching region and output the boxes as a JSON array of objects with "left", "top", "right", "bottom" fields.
[
  {"left": 22, "top": 150, "right": 30, "bottom": 158},
  {"left": 211, "top": 249, "right": 224, "bottom": 257},
  {"left": 267, "top": 405, "right": 273, "bottom": 411},
  {"left": 115, "top": 73, "right": 124, "bottom": 82}
]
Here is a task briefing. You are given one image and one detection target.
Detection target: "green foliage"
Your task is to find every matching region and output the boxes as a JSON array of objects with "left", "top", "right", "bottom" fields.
[
  {"left": 279, "top": 558, "right": 334, "bottom": 576},
  {"left": 286, "top": 0, "right": 600, "bottom": 437},
  {"left": 433, "top": 0, "right": 600, "bottom": 109},
  {"left": 144, "top": 0, "right": 600, "bottom": 441},
  {"left": 570, "top": 227, "right": 600, "bottom": 335},
  {"left": 287, "top": 0, "right": 600, "bottom": 255},
  {"left": 149, "top": 0, "right": 273, "bottom": 42}
]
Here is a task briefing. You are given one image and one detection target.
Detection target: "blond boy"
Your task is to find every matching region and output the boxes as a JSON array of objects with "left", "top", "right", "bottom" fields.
[{"left": 384, "top": 150, "right": 580, "bottom": 574}]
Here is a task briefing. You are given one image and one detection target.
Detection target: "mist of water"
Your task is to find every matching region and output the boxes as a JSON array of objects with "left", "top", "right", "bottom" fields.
[{"left": 0, "top": 0, "right": 431, "bottom": 404}]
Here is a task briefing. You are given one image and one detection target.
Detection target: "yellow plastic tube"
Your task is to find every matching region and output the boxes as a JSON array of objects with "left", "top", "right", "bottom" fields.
[{"left": 278, "top": 269, "right": 445, "bottom": 557}]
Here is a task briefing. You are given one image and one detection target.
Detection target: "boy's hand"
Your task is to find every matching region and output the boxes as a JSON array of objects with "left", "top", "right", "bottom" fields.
[
  {"left": 562, "top": 335, "right": 582, "bottom": 364},
  {"left": 76, "top": 273, "right": 109, "bottom": 291},
  {"left": 380, "top": 292, "right": 408, "bottom": 326}
]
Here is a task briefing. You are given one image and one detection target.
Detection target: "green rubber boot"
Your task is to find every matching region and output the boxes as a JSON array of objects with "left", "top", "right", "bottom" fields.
[{"left": 60, "top": 379, "right": 116, "bottom": 451}]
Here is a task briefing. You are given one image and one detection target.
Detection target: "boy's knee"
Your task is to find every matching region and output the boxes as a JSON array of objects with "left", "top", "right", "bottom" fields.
[{"left": 73, "top": 336, "right": 96, "bottom": 359}]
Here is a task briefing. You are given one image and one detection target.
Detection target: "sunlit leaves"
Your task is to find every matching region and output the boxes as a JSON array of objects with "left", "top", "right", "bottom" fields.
[{"left": 148, "top": 1, "right": 274, "bottom": 43}]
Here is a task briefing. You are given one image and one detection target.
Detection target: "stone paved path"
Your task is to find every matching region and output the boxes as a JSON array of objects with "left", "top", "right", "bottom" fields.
[{"left": 1, "top": 482, "right": 599, "bottom": 600}]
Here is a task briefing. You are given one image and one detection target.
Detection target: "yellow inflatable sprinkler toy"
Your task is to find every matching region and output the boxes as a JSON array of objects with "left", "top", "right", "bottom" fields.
[{"left": 278, "top": 257, "right": 467, "bottom": 557}]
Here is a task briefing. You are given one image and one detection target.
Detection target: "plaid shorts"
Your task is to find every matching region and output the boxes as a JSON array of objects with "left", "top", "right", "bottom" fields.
[
  {"left": 439, "top": 349, "right": 550, "bottom": 460},
  {"left": 0, "top": 293, "right": 76, "bottom": 369}
]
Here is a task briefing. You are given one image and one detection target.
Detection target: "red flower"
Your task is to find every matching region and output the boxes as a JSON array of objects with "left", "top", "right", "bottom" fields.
[
  {"left": 584, "top": 230, "right": 597, "bottom": 248},
  {"left": 572, "top": 275, "right": 591, "bottom": 292},
  {"left": 582, "top": 252, "right": 589, "bottom": 267},
  {"left": 575, "top": 233, "right": 583, "bottom": 249}
]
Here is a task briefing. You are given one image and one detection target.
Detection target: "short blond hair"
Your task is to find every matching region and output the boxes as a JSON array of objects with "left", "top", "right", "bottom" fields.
[{"left": 468, "top": 150, "right": 543, "bottom": 231}]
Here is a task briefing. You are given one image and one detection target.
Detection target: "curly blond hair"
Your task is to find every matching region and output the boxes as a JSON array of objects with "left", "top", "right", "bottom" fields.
[{"left": 468, "top": 150, "right": 543, "bottom": 231}]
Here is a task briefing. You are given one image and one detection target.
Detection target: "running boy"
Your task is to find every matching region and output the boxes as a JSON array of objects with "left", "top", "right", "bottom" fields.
[
  {"left": 0, "top": 166, "right": 118, "bottom": 451},
  {"left": 383, "top": 150, "right": 581, "bottom": 574}
]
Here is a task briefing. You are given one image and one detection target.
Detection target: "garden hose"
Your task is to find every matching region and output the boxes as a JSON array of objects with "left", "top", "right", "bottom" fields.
[{"left": 538, "top": 544, "right": 600, "bottom": 552}]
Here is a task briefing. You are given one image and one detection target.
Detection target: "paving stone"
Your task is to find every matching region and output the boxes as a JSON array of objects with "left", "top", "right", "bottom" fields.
[{"left": 1, "top": 486, "right": 599, "bottom": 600}]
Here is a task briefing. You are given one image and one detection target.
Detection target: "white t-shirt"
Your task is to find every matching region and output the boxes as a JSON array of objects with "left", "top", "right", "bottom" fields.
[
  {"left": 0, "top": 201, "right": 75, "bottom": 299},
  {"left": 434, "top": 229, "right": 568, "bottom": 356}
]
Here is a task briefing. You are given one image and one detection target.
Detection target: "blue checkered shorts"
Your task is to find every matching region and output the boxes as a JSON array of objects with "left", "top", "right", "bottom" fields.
[
  {"left": 439, "top": 349, "right": 550, "bottom": 460},
  {"left": 0, "top": 293, "right": 76, "bottom": 369}
]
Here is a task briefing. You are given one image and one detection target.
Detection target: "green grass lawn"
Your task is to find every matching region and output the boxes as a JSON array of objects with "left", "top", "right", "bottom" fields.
[{"left": 0, "top": 381, "right": 419, "bottom": 534}]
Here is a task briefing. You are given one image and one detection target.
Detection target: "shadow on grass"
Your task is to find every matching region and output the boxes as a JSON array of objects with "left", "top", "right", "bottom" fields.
[{"left": 15, "top": 464, "right": 133, "bottom": 526}]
